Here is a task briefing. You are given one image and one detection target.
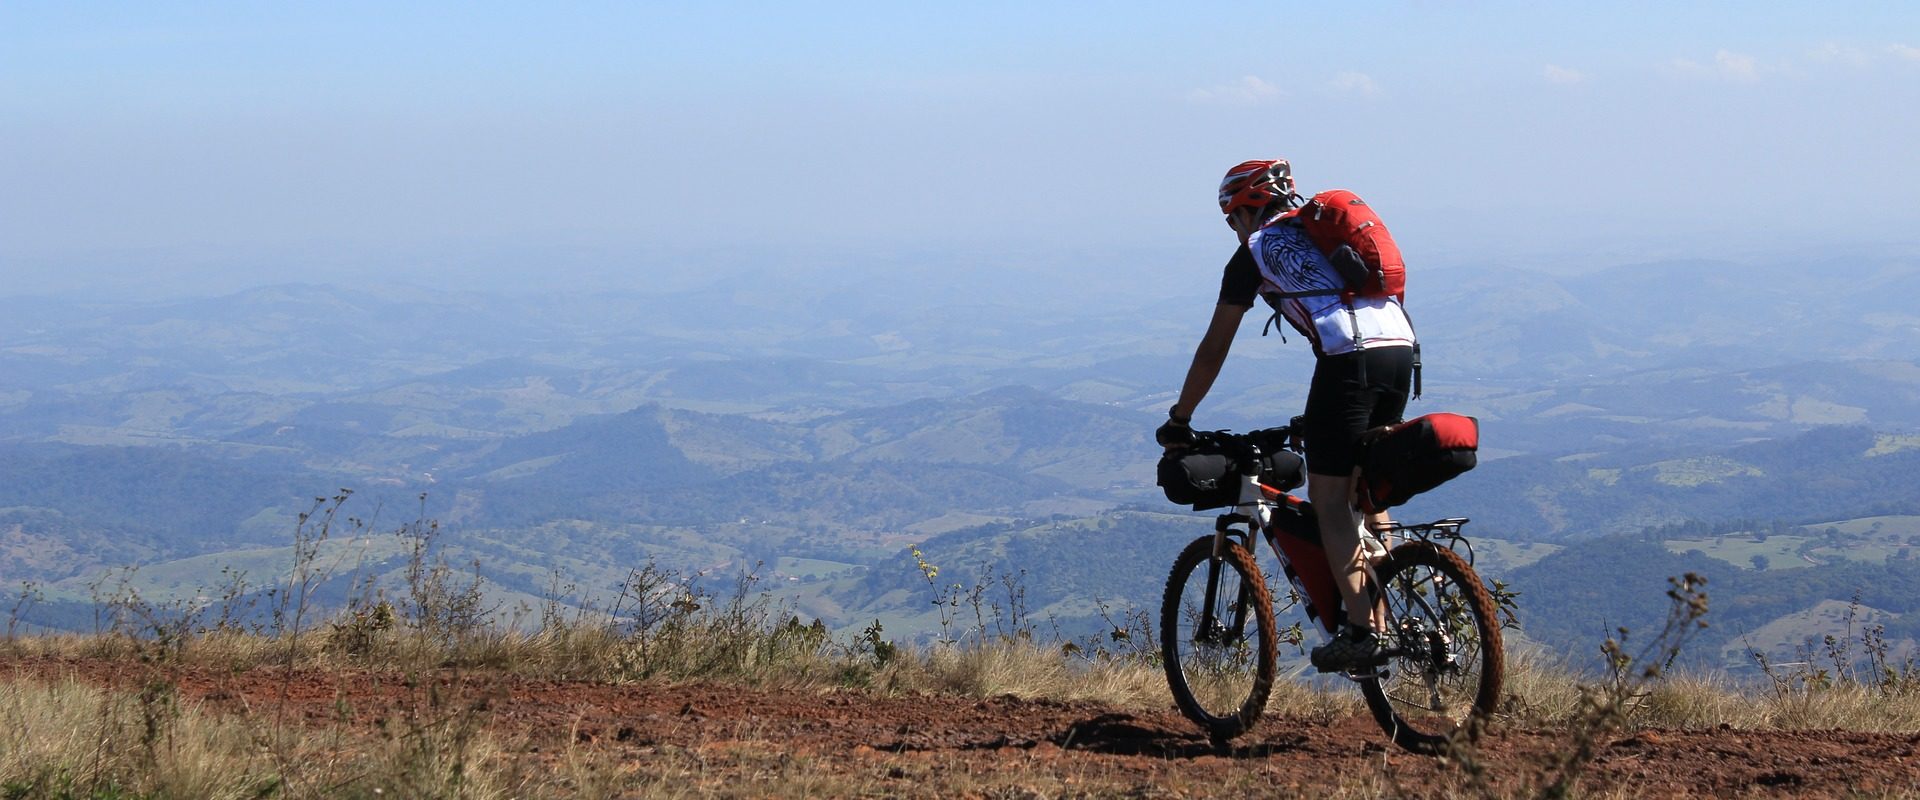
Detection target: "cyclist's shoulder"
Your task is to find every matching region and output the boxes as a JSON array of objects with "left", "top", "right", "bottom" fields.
[
  {"left": 1249, "top": 218, "right": 1322, "bottom": 256},
  {"left": 1219, "top": 246, "right": 1261, "bottom": 307},
  {"left": 1249, "top": 215, "right": 1306, "bottom": 241}
]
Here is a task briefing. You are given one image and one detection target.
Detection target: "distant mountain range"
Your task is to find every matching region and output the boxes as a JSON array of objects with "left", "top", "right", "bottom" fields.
[
  {"left": 1403, "top": 424, "right": 1920, "bottom": 539},
  {"left": 2, "top": 254, "right": 1918, "bottom": 667}
]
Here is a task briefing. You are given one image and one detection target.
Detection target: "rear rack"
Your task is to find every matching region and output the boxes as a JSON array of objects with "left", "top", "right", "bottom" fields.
[{"left": 1381, "top": 517, "right": 1475, "bottom": 566}]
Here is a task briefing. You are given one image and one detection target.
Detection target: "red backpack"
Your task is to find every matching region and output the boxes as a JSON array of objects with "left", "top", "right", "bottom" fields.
[{"left": 1286, "top": 189, "right": 1406, "bottom": 302}]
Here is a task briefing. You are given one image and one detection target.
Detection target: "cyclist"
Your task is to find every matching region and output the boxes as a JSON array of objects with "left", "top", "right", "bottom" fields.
[{"left": 1158, "top": 158, "right": 1417, "bottom": 673}]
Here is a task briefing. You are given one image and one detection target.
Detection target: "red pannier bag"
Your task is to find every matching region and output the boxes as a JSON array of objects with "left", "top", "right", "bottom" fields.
[{"left": 1356, "top": 413, "right": 1478, "bottom": 513}]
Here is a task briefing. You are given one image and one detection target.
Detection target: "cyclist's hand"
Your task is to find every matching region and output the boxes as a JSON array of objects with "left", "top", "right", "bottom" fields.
[{"left": 1156, "top": 417, "right": 1195, "bottom": 449}]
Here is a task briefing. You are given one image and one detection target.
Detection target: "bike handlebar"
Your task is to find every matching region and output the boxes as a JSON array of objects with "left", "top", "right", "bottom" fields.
[
  {"left": 1188, "top": 423, "right": 1297, "bottom": 459},
  {"left": 1180, "top": 422, "right": 1308, "bottom": 493}
]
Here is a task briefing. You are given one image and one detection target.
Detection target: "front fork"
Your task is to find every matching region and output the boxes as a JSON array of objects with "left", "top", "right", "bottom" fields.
[
  {"left": 1200, "top": 507, "right": 1263, "bottom": 645},
  {"left": 1214, "top": 474, "right": 1274, "bottom": 560}
]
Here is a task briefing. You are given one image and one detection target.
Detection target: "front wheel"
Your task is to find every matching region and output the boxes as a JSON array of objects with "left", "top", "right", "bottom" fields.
[
  {"left": 1160, "top": 534, "right": 1278, "bottom": 742},
  {"left": 1360, "top": 541, "right": 1505, "bottom": 755}
]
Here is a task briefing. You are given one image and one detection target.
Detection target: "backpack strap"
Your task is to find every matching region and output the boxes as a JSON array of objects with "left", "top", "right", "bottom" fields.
[
  {"left": 1403, "top": 305, "right": 1422, "bottom": 400},
  {"left": 1268, "top": 287, "right": 1343, "bottom": 299},
  {"left": 1260, "top": 311, "right": 1287, "bottom": 342},
  {"left": 1412, "top": 342, "right": 1423, "bottom": 400}
]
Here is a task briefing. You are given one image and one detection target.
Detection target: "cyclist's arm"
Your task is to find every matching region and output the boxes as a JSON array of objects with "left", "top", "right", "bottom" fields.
[
  {"left": 1172, "top": 302, "right": 1250, "bottom": 421},
  {"left": 1173, "top": 246, "right": 1261, "bottom": 421}
]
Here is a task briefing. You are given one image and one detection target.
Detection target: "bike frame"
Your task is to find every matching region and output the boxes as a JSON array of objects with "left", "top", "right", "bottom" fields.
[
  {"left": 1212, "top": 472, "right": 1477, "bottom": 642},
  {"left": 1210, "top": 472, "right": 1349, "bottom": 639}
]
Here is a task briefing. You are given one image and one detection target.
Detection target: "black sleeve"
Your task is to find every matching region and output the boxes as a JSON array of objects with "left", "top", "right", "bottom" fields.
[{"left": 1217, "top": 244, "right": 1260, "bottom": 307}]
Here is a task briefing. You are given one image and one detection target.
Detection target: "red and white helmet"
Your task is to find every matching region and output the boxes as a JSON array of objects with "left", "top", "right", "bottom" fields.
[{"left": 1218, "top": 159, "right": 1298, "bottom": 215}]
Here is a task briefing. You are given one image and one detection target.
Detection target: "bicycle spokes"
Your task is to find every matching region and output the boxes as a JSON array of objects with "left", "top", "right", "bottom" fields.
[
  {"left": 1160, "top": 535, "right": 1278, "bottom": 741},
  {"left": 1185, "top": 559, "right": 1259, "bottom": 668},
  {"left": 1360, "top": 542, "right": 1504, "bottom": 754}
]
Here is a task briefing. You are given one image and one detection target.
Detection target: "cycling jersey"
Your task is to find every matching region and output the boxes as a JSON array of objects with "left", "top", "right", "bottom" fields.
[{"left": 1217, "top": 221, "right": 1414, "bottom": 357}]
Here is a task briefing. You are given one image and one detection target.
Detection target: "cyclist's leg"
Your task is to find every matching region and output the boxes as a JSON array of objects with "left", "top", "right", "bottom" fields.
[
  {"left": 1307, "top": 470, "right": 1369, "bottom": 627},
  {"left": 1305, "top": 346, "right": 1416, "bottom": 631},
  {"left": 1303, "top": 353, "right": 1375, "bottom": 630},
  {"left": 1361, "top": 347, "right": 1416, "bottom": 536}
]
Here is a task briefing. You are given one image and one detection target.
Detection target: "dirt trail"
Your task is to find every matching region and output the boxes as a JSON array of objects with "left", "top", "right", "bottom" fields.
[{"left": 8, "top": 655, "right": 1919, "bottom": 798}]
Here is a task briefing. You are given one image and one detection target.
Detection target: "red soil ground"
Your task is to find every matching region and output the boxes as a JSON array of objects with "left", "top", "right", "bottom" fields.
[{"left": 8, "top": 654, "right": 1919, "bottom": 798}]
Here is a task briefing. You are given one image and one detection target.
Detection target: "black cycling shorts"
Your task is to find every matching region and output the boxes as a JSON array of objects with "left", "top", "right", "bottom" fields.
[{"left": 1302, "top": 346, "right": 1415, "bottom": 477}]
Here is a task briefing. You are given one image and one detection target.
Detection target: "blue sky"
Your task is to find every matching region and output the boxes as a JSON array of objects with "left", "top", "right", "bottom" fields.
[{"left": 3, "top": 2, "right": 1917, "bottom": 294}]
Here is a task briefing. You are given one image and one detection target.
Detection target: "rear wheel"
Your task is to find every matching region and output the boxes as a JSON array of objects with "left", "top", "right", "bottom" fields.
[
  {"left": 1160, "top": 534, "right": 1277, "bottom": 742},
  {"left": 1360, "top": 541, "right": 1504, "bottom": 754}
]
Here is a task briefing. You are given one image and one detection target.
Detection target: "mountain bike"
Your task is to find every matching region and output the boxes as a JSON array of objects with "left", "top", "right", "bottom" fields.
[{"left": 1158, "top": 424, "right": 1503, "bottom": 754}]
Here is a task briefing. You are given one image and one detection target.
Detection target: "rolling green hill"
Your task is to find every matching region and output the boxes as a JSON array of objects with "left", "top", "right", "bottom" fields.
[
  {"left": 1503, "top": 518, "right": 1920, "bottom": 673},
  {"left": 1402, "top": 425, "right": 1920, "bottom": 539},
  {"left": 5, "top": 267, "right": 1920, "bottom": 669}
]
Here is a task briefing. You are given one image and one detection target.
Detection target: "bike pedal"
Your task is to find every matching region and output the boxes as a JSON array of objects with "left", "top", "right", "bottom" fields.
[{"left": 1342, "top": 666, "right": 1390, "bottom": 682}]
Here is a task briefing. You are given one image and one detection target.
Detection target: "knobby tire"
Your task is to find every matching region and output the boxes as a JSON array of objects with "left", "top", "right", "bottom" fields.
[
  {"left": 1360, "top": 541, "right": 1505, "bottom": 755},
  {"left": 1159, "top": 534, "right": 1278, "bottom": 742}
]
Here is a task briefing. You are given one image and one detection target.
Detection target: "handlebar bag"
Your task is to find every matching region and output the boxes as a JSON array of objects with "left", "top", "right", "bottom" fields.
[
  {"left": 1257, "top": 448, "right": 1306, "bottom": 493},
  {"left": 1157, "top": 448, "right": 1239, "bottom": 510},
  {"left": 1157, "top": 432, "right": 1305, "bottom": 511},
  {"left": 1357, "top": 413, "right": 1478, "bottom": 513}
]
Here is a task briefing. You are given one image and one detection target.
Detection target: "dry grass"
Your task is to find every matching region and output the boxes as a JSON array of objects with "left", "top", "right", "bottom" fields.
[
  {"left": 1753, "top": 682, "right": 1920, "bottom": 731},
  {"left": 1494, "top": 645, "right": 1920, "bottom": 733},
  {"left": 902, "top": 638, "right": 1166, "bottom": 704},
  {"left": 12, "top": 622, "right": 1920, "bottom": 799},
  {"left": 0, "top": 659, "right": 1380, "bottom": 800},
  {"left": 18, "top": 566, "right": 1920, "bottom": 736},
  {"left": 0, "top": 678, "right": 271, "bottom": 799},
  {"left": 0, "top": 669, "right": 566, "bottom": 799},
  {"left": 11, "top": 511, "right": 1920, "bottom": 797}
]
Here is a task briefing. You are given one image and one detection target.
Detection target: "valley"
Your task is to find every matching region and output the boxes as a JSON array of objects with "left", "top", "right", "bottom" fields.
[{"left": 3, "top": 255, "right": 1920, "bottom": 677}]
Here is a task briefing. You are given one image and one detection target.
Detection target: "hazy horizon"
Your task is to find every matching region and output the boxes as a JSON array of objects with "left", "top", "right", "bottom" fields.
[{"left": 5, "top": 3, "right": 1918, "bottom": 296}]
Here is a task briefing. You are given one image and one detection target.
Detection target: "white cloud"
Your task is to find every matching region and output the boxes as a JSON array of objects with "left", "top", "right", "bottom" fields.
[
  {"left": 1672, "top": 49, "right": 1761, "bottom": 81},
  {"left": 1811, "top": 41, "right": 1873, "bottom": 67},
  {"left": 1187, "top": 75, "right": 1282, "bottom": 106},
  {"left": 1807, "top": 41, "right": 1920, "bottom": 66},
  {"left": 1801, "top": 41, "right": 1920, "bottom": 69},
  {"left": 1542, "top": 64, "right": 1586, "bottom": 85},
  {"left": 1329, "top": 71, "right": 1380, "bottom": 96}
]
